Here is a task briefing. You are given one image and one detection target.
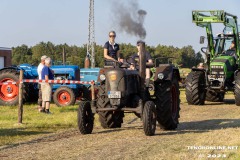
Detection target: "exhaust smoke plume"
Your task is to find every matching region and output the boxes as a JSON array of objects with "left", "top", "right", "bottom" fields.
[{"left": 110, "top": 0, "right": 147, "bottom": 39}]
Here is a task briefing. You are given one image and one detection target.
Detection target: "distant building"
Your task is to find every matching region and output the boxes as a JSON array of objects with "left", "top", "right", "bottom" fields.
[{"left": 0, "top": 47, "right": 12, "bottom": 69}]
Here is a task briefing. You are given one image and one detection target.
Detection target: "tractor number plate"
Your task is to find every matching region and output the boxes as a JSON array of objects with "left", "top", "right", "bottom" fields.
[{"left": 108, "top": 91, "right": 121, "bottom": 98}]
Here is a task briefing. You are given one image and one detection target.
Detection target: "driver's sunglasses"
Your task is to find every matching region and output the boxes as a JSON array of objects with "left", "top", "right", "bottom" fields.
[{"left": 109, "top": 35, "right": 116, "bottom": 38}]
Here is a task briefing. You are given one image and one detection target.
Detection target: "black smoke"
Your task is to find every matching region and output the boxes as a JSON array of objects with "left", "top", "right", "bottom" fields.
[{"left": 110, "top": 0, "right": 147, "bottom": 39}]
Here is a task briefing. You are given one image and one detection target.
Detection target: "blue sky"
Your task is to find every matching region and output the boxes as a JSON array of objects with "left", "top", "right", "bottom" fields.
[{"left": 0, "top": 0, "right": 239, "bottom": 53}]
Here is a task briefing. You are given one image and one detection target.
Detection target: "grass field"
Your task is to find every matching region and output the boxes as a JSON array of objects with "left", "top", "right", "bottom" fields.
[
  {"left": 0, "top": 90, "right": 240, "bottom": 159},
  {"left": 0, "top": 104, "right": 79, "bottom": 146}
]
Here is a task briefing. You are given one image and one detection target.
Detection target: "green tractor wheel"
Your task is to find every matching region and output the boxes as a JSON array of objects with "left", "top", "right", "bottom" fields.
[
  {"left": 185, "top": 71, "right": 206, "bottom": 105},
  {"left": 206, "top": 89, "right": 225, "bottom": 102},
  {"left": 234, "top": 73, "right": 240, "bottom": 106}
]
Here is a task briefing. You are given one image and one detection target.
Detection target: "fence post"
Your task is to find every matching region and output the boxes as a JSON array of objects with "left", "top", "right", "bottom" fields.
[
  {"left": 91, "top": 81, "right": 95, "bottom": 100},
  {"left": 18, "top": 70, "right": 24, "bottom": 124}
]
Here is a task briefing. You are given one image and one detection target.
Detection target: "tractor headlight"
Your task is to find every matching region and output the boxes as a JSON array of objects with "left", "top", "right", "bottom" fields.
[
  {"left": 99, "top": 74, "right": 106, "bottom": 81},
  {"left": 157, "top": 73, "right": 164, "bottom": 80}
]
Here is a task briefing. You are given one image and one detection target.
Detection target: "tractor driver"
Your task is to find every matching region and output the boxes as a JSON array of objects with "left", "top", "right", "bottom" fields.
[
  {"left": 130, "top": 40, "right": 153, "bottom": 87},
  {"left": 103, "top": 31, "right": 121, "bottom": 65},
  {"left": 225, "top": 40, "right": 237, "bottom": 59}
]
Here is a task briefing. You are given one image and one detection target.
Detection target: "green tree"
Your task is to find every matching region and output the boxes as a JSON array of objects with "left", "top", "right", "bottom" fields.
[{"left": 12, "top": 44, "right": 32, "bottom": 65}]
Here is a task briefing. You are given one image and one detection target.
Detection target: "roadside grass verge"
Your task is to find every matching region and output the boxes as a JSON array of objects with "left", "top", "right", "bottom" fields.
[{"left": 0, "top": 104, "right": 80, "bottom": 146}]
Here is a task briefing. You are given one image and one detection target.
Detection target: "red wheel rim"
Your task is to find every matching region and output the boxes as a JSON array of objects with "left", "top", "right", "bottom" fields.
[
  {"left": 171, "top": 84, "right": 178, "bottom": 119},
  {"left": 57, "top": 91, "right": 71, "bottom": 105},
  {"left": 0, "top": 78, "right": 18, "bottom": 102}
]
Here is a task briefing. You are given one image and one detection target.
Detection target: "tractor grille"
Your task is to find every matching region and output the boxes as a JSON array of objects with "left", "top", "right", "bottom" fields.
[
  {"left": 208, "top": 67, "right": 225, "bottom": 89},
  {"left": 210, "top": 65, "right": 225, "bottom": 78}
]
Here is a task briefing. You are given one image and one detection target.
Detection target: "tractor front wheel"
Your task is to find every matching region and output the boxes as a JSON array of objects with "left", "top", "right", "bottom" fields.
[
  {"left": 77, "top": 101, "right": 94, "bottom": 134},
  {"left": 53, "top": 86, "right": 76, "bottom": 107},
  {"left": 234, "top": 73, "right": 240, "bottom": 106},
  {"left": 143, "top": 101, "right": 156, "bottom": 136},
  {"left": 206, "top": 89, "right": 224, "bottom": 102},
  {"left": 185, "top": 71, "right": 206, "bottom": 105},
  {"left": 97, "top": 84, "right": 124, "bottom": 128}
]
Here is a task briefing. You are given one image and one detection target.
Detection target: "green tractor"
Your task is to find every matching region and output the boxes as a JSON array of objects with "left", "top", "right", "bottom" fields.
[{"left": 186, "top": 10, "right": 240, "bottom": 105}]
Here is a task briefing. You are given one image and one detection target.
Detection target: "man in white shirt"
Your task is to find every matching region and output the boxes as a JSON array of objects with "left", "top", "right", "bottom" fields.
[{"left": 37, "top": 55, "right": 47, "bottom": 112}]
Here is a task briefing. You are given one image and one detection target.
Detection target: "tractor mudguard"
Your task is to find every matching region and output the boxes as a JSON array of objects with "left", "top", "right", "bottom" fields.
[
  {"left": 154, "top": 64, "right": 180, "bottom": 81},
  {"left": 191, "top": 68, "right": 207, "bottom": 79},
  {"left": 234, "top": 69, "right": 240, "bottom": 77},
  {"left": 0, "top": 66, "right": 19, "bottom": 72}
]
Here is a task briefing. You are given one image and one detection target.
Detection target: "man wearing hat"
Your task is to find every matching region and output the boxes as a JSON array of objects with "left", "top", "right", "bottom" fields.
[
  {"left": 37, "top": 55, "right": 47, "bottom": 112},
  {"left": 226, "top": 40, "right": 237, "bottom": 59},
  {"left": 130, "top": 40, "right": 153, "bottom": 87}
]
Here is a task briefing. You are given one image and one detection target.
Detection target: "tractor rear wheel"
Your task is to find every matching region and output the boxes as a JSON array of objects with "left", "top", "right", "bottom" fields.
[
  {"left": 234, "top": 72, "right": 240, "bottom": 106},
  {"left": 206, "top": 89, "right": 224, "bottom": 102},
  {"left": 185, "top": 71, "right": 206, "bottom": 105},
  {"left": 155, "top": 76, "right": 180, "bottom": 130},
  {"left": 97, "top": 84, "right": 124, "bottom": 128},
  {"left": 53, "top": 86, "right": 76, "bottom": 107},
  {"left": 77, "top": 101, "right": 94, "bottom": 134},
  {"left": 0, "top": 69, "right": 28, "bottom": 106},
  {"left": 143, "top": 101, "right": 156, "bottom": 136}
]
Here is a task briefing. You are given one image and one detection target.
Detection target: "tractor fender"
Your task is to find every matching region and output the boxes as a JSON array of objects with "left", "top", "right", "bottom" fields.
[
  {"left": 154, "top": 64, "right": 180, "bottom": 81},
  {"left": 234, "top": 69, "right": 240, "bottom": 78},
  {"left": 0, "top": 66, "right": 19, "bottom": 73}
]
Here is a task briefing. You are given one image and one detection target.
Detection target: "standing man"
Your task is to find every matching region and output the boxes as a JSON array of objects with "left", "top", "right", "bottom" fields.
[
  {"left": 37, "top": 55, "right": 47, "bottom": 112},
  {"left": 41, "top": 57, "right": 54, "bottom": 114}
]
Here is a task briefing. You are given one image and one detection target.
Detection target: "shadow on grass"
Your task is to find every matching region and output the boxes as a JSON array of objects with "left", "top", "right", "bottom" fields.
[
  {"left": 156, "top": 118, "right": 240, "bottom": 136},
  {"left": 0, "top": 128, "right": 52, "bottom": 151},
  {"left": 59, "top": 107, "right": 78, "bottom": 112},
  {"left": 0, "top": 128, "right": 51, "bottom": 137},
  {"left": 95, "top": 118, "right": 240, "bottom": 136},
  {"left": 193, "top": 99, "right": 236, "bottom": 106}
]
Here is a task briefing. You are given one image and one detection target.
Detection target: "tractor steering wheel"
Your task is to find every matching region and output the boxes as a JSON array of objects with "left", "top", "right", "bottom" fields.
[{"left": 201, "top": 47, "right": 208, "bottom": 54}]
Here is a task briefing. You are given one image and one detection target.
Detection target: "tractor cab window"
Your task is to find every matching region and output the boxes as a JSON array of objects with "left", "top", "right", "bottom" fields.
[{"left": 215, "top": 37, "right": 234, "bottom": 55}]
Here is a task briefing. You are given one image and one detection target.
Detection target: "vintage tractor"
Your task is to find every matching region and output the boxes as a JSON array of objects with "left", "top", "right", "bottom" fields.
[
  {"left": 186, "top": 10, "right": 240, "bottom": 105},
  {"left": 0, "top": 64, "right": 39, "bottom": 106},
  {"left": 0, "top": 63, "right": 92, "bottom": 106},
  {"left": 77, "top": 42, "right": 180, "bottom": 136}
]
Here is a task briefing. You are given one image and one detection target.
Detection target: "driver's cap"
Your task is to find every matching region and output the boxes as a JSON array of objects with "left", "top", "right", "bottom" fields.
[{"left": 137, "top": 40, "right": 145, "bottom": 45}]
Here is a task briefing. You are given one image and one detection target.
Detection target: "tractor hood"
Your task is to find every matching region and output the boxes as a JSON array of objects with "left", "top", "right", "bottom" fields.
[{"left": 210, "top": 56, "right": 235, "bottom": 78}]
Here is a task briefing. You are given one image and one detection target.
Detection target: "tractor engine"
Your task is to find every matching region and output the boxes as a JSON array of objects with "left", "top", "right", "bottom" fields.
[
  {"left": 208, "top": 57, "right": 235, "bottom": 89},
  {"left": 98, "top": 68, "right": 140, "bottom": 108}
]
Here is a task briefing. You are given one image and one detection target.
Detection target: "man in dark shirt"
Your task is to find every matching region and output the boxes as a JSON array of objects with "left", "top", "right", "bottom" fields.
[
  {"left": 130, "top": 40, "right": 153, "bottom": 87},
  {"left": 104, "top": 31, "right": 120, "bottom": 63}
]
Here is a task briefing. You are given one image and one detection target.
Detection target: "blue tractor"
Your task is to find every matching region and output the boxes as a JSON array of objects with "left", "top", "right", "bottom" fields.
[
  {"left": 80, "top": 68, "right": 101, "bottom": 86},
  {"left": 0, "top": 63, "right": 93, "bottom": 106}
]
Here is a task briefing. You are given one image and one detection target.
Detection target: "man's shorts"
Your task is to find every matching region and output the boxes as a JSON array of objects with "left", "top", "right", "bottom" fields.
[{"left": 41, "top": 83, "right": 52, "bottom": 102}]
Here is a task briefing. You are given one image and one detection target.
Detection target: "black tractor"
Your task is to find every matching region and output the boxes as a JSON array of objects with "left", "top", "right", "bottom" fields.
[{"left": 77, "top": 42, "right": 180, "bottom": 136}]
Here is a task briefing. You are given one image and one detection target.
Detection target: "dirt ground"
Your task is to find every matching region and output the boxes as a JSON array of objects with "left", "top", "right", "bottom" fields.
[{"left": 0, "top": 94, "right": 240, "bottom": 160}]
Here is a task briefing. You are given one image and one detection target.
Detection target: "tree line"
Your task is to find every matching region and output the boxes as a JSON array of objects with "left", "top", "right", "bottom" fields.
[{"left": 11, "top": 41, "right": 203, "bottom": 68}]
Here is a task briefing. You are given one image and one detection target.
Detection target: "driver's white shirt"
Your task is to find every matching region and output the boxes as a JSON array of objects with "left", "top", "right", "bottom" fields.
[{"left": 37, "top": 63, "right": 44, "bottom": 80}]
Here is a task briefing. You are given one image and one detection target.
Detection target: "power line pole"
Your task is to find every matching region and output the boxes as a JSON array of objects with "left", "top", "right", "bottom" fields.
[{"left": 87, "top": 0, "right": 95, "bottom": 68}]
